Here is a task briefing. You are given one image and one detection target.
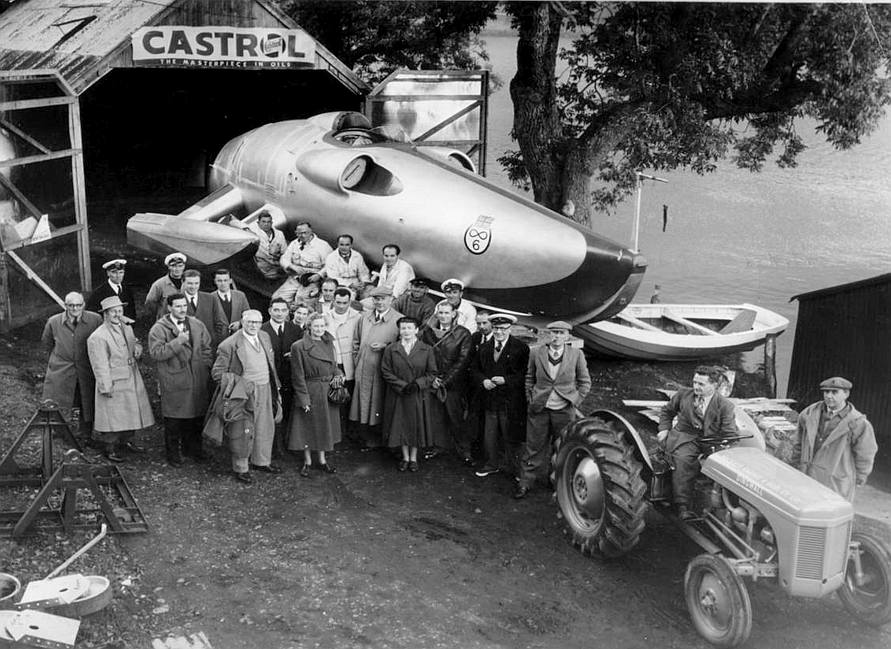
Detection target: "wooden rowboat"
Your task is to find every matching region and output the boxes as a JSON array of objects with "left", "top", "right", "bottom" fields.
[{"left": 575, "top": 303, "right": 789, "bottom": 361}]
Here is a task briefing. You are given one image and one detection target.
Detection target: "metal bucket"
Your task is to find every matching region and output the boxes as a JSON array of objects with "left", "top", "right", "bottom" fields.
[{"left": 0, "top": 573, "right": 20, "bottom": 609}]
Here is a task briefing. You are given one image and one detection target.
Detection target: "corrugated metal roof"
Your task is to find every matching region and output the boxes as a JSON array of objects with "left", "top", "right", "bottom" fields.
[
  {"left": 790, "top": 272, "right": 891, "bottom": 302},
  {"left": 0, "top": 0, "right": 367, "bottom": 95}
]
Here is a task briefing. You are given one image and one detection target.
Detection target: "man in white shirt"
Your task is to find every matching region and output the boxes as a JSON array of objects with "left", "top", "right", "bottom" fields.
[
  {"left": 324, "top": 234, "right": 371, "bottom": 296},
  {"left": 248, "top": 209, "right": 287, "bottom": 280},
  {"left": 371, "top": 243, "right": 414, "bottom": 299},
  {"left": 273, "top": 221, "right": 333, "bottom": 304}
]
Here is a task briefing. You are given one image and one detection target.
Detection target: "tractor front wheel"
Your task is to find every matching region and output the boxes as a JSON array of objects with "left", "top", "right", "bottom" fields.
[
  {"left": 553, "top": 417, "right": 647, "bottom": 558},
  {"left": 684, "top": 553, "right": 752, "bottom": 647},
  {"left": 838, "top": 532, "right": 891, "bottom": 626}
]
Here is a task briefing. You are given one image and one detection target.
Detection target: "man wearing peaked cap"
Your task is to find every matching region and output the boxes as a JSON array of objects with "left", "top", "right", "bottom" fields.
[
  {"left": 797, "top": 376, "right": 877, "bottom": 501},
  {"left": 145, "top": 252, "right": 188, "bottom": 320},
  {"left": 439, "top": 278, "right": 477, "bottom": 334},
  {"left": 393, "top": 277, "right": 436, "bottom": 325},
  {"left": 471, "top": 312, "right": 529, "bottom": 479},
  {"left": 86, "top": 258, "right": 137, "bottom": 320}
]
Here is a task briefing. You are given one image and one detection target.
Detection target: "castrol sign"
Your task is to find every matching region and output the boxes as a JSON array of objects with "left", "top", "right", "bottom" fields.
[{"left": 132, "top": 27, "right": 316, "bottom": 68}]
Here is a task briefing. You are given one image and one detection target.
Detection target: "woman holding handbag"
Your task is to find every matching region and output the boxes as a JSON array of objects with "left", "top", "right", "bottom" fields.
[{"left": 288, "top": 313, "right": 344, "bottom": 476}]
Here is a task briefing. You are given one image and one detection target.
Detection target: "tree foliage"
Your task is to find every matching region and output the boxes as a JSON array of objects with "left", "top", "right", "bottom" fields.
[
  {"left": 502, "top": 2, "right": 891, "bottom": 225},
  {"left": 276, "top": 1, "right": 497, "bottom": 83}
]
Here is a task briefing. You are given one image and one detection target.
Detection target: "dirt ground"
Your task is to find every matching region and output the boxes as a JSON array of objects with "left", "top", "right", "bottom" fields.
[{"left": 1, "top": 240, "right": 889, "bottom": 648}]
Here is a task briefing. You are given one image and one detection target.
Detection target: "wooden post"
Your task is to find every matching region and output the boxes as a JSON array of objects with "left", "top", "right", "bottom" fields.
[
  {"left": 68, "top": 96, "right": 91, "bottom": 292},
  {"left": 764, "top": 333, "right": 778, "bottom": 398}
]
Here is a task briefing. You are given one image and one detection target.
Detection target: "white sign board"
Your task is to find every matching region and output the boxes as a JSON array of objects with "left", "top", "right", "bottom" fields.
[{"left": 132, "top": 26, "right": 316, "bottom": 69}]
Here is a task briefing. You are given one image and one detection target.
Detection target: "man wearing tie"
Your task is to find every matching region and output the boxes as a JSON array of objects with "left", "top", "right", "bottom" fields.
[
  {"left": 86, "top": 259, "right": 137, "bottom": 320},
  {"left": 148, "top": 293, "right": 213, "bottom": 466},
  {"left": 515, "top": 321, "right": 591, "bottom": 499},
  {"left": 181, "top": 269, "right": 227, "bottom": 347},
  {"left": 472, "top": 314, "right": 529, "bottom": 479},
  {"left": 261, "top": 297, "right": 302, "bottom": 457},
  {"left": 212, "top": 268, "right": 251, "bottom": 336},
  {"left": 657, "top": 366, "right": 738, "bottom": 519}
]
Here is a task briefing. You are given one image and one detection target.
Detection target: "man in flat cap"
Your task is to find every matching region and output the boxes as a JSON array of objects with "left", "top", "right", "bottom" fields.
[
  {"left": 797, "top": 376, "right": 877, "bottom": 501},
  {"left": 87, "top": 296, "right": 154, "bottom": 462},
  {"left": 350, "top": 285, "right": 402, "bottom": 449},
  {"left": 393, "top": 277, "right": 436, "bottom": 324},
  {"left": 657, "top": 365, "right": 738, "bottom": 518},
  {"left": 472, "top": 313, "right": 529, "bottom": 478},
  {"left": 41, "top": 291, "right": 103, "bottom": 439},
  {"left": 87, "top": 259, "right": 137, "bottom": 321},
  {"left": 515, "top": 321, "right": 590, "bottom": 499},
  {"left": 439, "top": 279, "right": 477, "bottom": 334},
  {"left": 145, "top": 252, "right": 188, "bottom": 320}
]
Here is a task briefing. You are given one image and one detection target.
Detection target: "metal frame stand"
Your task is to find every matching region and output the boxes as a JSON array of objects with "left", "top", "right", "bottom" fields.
[{"left": 0, "top": 401, "right": 82, "bottom": 488}]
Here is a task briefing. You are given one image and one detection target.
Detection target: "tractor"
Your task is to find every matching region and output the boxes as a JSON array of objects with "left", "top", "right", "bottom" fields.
[{"left": 552, "top": 409, "right": 891, "bottom": 647}]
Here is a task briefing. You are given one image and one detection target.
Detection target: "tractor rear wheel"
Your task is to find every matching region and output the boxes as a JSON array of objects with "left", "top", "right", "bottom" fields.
[
  {"left": 553, "top": 417, "right": 647, "bottom": 558},
  {"left": 838, "top": 532, "right": 891, "bottom": 626},
  {"left": 685, "top": 553, "right": 752, "bottom": 647}
]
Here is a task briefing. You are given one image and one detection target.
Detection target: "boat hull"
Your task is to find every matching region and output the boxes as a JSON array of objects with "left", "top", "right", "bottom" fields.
[{"left": 575, "top": 303, "right": 789, "bottom": 361}]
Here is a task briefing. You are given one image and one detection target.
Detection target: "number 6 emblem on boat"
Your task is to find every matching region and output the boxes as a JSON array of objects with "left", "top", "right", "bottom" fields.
[{"left": 464, "top": 215, "right": 494, "bottom": 255}]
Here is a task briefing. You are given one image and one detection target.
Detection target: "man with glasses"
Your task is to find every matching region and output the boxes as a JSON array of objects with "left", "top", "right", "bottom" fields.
[
  {"left": 472, "top": 314, "right": 529, "bottom": 479},
  {"left": 41, "top": 292, "right": 103, "bottom": 440},
  {"left": 211, "top": 309, "right": 283, "bottom": 483},
  {"left": 145, "top": 252, "right": 188, "bottom": 320},
  {"left": 515, "top": 321, "right": 590, "bottom": 499},
  {"left": 273, "top": 221, "right": 332, "bottom": 304}
]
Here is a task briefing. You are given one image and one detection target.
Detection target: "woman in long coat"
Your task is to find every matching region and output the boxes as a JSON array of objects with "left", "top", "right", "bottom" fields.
[
  {"left": 289, "top": 313, "right": 344, "bottom": 476},
  {"left": 380, "top": 317, "right": 437, "bottom": 472}
]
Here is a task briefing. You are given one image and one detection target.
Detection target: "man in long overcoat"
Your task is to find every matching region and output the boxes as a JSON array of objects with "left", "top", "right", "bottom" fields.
[
  {"left": 657, "top": 365, "right": 738, "bottom": 518},
  {"left": 516, "top": 321, "right": 591, "bottom": 499},
  {"left": 87, "top": 296, "right": 155, "bottom": 462},
  {"left": 148, "top": 293, "right": 213, "bottom": 466},
  {"left": 349, "top": 286, "right": 402, "bottom": 448},
  {"left": 420, "top": 301, "right": 473, "bottom": 463},
  {"left": 472, "top": 314, "right": 529, "bottom": 478},
  {"left": 797, "top": 376, "right": 877, "bottom": 501},
  {"left": 212, "top": 309, "right": 282, "bottom": 483},
  {"left": 41, "top": 292, "right": 102, "bottom": 437}
]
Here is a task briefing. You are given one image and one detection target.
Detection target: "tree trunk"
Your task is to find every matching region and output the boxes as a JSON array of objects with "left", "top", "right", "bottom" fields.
[{"left": 509, "top": 3, "right": 565, "bottom": 212}]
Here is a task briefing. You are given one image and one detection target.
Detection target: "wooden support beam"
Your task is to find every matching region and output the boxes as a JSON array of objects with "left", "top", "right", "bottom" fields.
[
  {"left": 68, "top": 97, "right": 91, "bottom": 292},
  {"left": 0, "top": 116, "right": 52, "bottom": 154},
  {"left": 0, "top": 96, "right": 75, "bottom": 111},
  {"left": 0, "top": 172, "right": 44, "bottom": 219},
  {"left": 367, "top": 94, "right": 483, "bottom": 102},
  {"left": 414, "top": 100, "right": 481, "bottom": 142},
  {"left": 1, "top": 223, "right": 84, "bottom": 252},
  {"left": 5, "top": 250, "right": 65, "bottom": 308},
  {"left": 0, "top": 148, "right": 78, "bottom": 169}
]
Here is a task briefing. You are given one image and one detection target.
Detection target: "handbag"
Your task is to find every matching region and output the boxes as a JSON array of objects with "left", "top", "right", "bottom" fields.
[{"left": 327, "top": 381, "right": 351, "bottom": 405}]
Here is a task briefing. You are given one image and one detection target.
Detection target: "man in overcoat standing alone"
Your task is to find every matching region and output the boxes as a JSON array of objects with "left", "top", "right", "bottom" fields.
[
  {"left": 797, "top": 376, "right": 877, "bottom": 501},
  {"left": 87, "top": 296, "right": 155, "bottom": 462},
  {"left": 515, "top": 321, "right": 590, "bottom": 499},
  {"left": 148, "top": 293, "right": 214, "bottom": 466},
  {"left": 41, "top": 292, "right": 102, "bottom": 438}
]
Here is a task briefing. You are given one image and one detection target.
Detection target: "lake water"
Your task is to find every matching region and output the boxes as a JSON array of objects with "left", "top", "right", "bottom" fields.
[{"left": 481, "top": 27, "right": 891, "bottom": 396}]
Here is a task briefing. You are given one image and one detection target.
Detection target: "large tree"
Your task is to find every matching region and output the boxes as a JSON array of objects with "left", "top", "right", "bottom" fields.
[
  {"left": 277, "top": 1, "right": 497, "bottom": 83},
  {"left": 502, "top": 2, "right": 891, "bottom": 226}
]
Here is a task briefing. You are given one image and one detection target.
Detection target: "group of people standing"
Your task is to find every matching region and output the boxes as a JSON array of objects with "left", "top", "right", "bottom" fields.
[{"left": 40, "top": 225, "right": 594, "bottom": 496}]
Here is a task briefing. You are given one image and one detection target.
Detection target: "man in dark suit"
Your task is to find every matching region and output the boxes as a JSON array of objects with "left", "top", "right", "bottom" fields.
[
  {"left": 181, "top": 269, "right": 227, "bottom": 347},
  {"left": 261, "top": 297, "right": 302, "bottom": 457},
  {"left": 86, "top": 259, "right": 137, "bottom": 321},
  {"left": 657, "top": 365, "right": 738, "bottom": 519},
  {"left": 515, "top": 321, "right": 591, "bottom": 499},
  {"left": 472, "top": 314, "right": 529, "bottom": 479},
  {"left": 212, "top": 268, "right": 251, "bottom": 336}
]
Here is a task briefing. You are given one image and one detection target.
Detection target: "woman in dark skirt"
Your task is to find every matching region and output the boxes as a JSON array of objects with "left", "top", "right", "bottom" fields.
[
  {"left": 380, "top": 317, "right": 438, "bottom": 472},
  {"left": 288, "top": 313, "right": 344, "bottom": 476}
]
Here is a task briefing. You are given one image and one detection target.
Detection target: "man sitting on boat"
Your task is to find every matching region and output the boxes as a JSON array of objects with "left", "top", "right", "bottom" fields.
[{"left": 656, "top": 365, "right": 738, "bottom": 520}]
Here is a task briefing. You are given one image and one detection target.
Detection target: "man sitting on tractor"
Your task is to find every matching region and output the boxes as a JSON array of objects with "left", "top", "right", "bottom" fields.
[{"left": 657, "top": 365, "right": 738, "bottom": 520}]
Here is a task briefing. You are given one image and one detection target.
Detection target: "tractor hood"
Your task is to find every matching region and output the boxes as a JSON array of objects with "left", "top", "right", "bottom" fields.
[{"left": 703, "top": 447, "right": 853, "bottom": 526}]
